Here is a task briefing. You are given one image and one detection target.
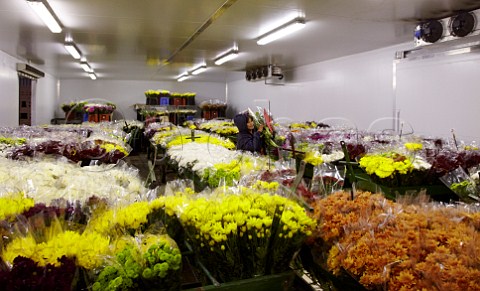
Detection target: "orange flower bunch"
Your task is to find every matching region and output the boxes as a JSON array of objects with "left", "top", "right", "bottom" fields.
[
  {"left": 311, "top": 191, "right": 480, "bottom": 290},
  {"left": 312, "top": 191, "right": 395, "bottom": 244}
]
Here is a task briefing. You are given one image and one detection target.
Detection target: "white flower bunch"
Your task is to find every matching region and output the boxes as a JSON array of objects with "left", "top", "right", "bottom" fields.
[
  {"left": 0, "top": 157, "right": 147, "bottom": 206},
  {"left": 167, "top": 143, "right": 239, "bottom": 176}
]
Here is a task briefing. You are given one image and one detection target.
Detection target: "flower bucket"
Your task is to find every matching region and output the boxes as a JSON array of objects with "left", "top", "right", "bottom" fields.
[
  {"left": 65, "top": 112, "right": 75, "bottom": 121},
  {"left": 88, "top": 113, "right": 98, "bottom": 123},
  {"left": 160, "top": 97, "right": 170, "bottom": 105},
  {"left": 99, "top": 114, "right": 111, "bottom": 122},
  {"left": 173, "top": 97, "right": 184, "bottom": 106}
]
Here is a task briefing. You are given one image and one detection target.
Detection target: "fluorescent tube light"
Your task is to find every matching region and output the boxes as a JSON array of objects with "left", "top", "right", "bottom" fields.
[
  {"left": 214, "top": 48, "right": 239, "bottom": 65},
  {"left": 80, "top": 61, "right": 92, "bottom": 73},
  {"left": 64, "top": 42, "right": 82, "bottom": 59},
  {"left": 88, "top": 72, "right": 97, "bottom": 80},
  {"left": 27, "top": 0, "right": 62, "bottom": 33},
  {"left": 177, "top": 73, "right": 190, "bottom": 82},
  {"left": 257, "top": 17, "right": 305, "bottom": 45},
  {"left": 446, "top": 47, "right": 471, "bottom": 56},
  {"left": 191, "top": 64, "right": 207, "bottom": 75}
]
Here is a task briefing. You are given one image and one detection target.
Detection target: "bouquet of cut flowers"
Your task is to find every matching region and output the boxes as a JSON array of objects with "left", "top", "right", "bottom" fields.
[
  {"left": 84, "top": 103, "right": 116, "bottom": 114},
  {"left": 92, "top": 232, "right": 181, "bottom": 291},
  {"left": 248, "top": 107, "right": 283, "bottom": 149},
  {"left": 440, "top": 167, "right": 480, "bottom": 203},
  {"left": 310, "top": 164, "right": 346, "bottom": 198},
  {"left": 358, "top": 146, "right": 431, "bottom": 187},
  {"left": 177, "top": 187, "right": 315, "bottom": 282},
  {"left": 307, "top": 191, "right": 480, "bottom": 290}
]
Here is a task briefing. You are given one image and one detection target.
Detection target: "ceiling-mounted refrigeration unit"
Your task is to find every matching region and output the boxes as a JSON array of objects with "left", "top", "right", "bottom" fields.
[
  {"left": 396, "top": 8, "right": 480, "bottom": 60},
  {"left": 245, "top": 64, "right": 284, "bottom": 85},
  {"left": 16, "top": 63, "right": 45, "bottom": 79},
  {"left": 414, "top": 9, "right": 480, "bottom": 47}
]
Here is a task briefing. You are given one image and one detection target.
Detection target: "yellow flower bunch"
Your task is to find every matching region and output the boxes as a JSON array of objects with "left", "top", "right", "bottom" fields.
[
  {"left": 252, "top": 180, "right": 280, "bottom": 192},
  {"left": 3, "top": 230, "right": 110, "bottom": 269},
  {"left": 87, "top": 201, "right": 152, "bottom": 235},
  {"left": 88, "top": 196, "right": 188, "bottom": 243},
  {"left": 303, "top": 151, "right": 324, "bottom": 166},
  {"left": 404, "top": 142, "right": 423, "bottom": 151},
  {"left": 290, "top": 123, "right": 310, "bottom": 129},
  {"left": 100, "top": 142, "right": 129, "bottom": 156},
  {"left": 464, "top": 145, "right": 479, "bottom": 151},
  {"left": 179, "top": 189, "right": 316, "bottom": 281},
  {"left": 152, "top": 131, "right": 176, "bottom": 145},
  {"left": 359, "top": 152, "right": 413, "bottom": 179},
  {"left": 145, "top": 90, "right": 160, "bottom": 96},
  {"left": 0, "top": 192, "right": 34, "bottom": 221},
  {"left": 213, "top": 126, "right": 238, "bottom": 136},
  {"left": 152, "top": 195, "right": 188, "bottom": 217},
  {"left": 0, "top": 136, "right": 26, "bottom": 146},
  {"left": 166, "top": 134, "right": 235, "bottom": 149}
]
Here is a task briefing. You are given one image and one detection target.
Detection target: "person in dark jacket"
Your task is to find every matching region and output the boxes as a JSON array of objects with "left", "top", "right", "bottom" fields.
[{"left": 233, "top": 112, "right": 264, "bottom": 153}]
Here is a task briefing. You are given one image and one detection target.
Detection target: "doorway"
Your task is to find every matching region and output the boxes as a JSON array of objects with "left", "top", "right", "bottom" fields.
[{"left": 18, "top": 75, "right": 34, "bottom": 126}]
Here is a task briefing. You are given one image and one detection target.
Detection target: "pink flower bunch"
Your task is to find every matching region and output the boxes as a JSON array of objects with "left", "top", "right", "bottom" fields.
[{"left": 84, "top": 103, "right": 116, "bottom": 114}]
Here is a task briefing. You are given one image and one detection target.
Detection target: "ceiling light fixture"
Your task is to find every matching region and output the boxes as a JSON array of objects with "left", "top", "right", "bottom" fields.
[
  {"left": 256, "top": 17, "right": 306, "bottom": 45},
  {"left": 80, "top": 61, "right": 92, "bottom": 73},
  {"left": 26, "top": 0, "right": 62, "bottom": 33},
  {"left": 214, "top": 47, "right": 239, "bottom": 65},
  {"left": 88, "top": 72, "right": 97, "bottom": 80},
  {"left": 177, "top": 73, "right": 190, "bottom": 82},
  {"left": 190, "top": 64, "right": 207, "bottom": 75},
  {"left": 64, "top": 42, "right": 82, "bottom": 59}
]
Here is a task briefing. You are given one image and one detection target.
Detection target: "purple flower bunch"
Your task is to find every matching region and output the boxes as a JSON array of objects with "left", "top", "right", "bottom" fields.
[
  {"left": 84, "top": 103, "right": 116, "bottom": 114},
  {"left": 0, "top": 256, "right": 78, "bottom": 290}
]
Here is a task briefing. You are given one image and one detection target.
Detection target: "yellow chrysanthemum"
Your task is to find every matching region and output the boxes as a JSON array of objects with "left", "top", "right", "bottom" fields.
[{"left": 0, "top": 192, "right": 34, "bottom": 221}]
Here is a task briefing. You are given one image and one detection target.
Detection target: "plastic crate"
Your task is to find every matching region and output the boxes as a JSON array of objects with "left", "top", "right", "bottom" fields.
[
  {"left": 173, "top": 97, "right": 185, "bottom": 106},
  {"left": 160, "top": 97, "right": 170, "bottom": 105}
]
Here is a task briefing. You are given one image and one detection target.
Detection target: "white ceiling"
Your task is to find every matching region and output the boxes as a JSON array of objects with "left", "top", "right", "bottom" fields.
[{"left": 1, "top": 0, "right": 479, "bottom": 82}]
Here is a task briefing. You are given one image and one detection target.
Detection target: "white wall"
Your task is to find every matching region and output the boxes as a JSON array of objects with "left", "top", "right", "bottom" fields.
[
  {"left": 227, "top": 42, "right": 480, "bottom": 141},
  {"left": 33, "top": 74, "right": 58, "bottom": 125},
  {"left": 59, "top": 79, "right": 226, "bottom": 120},
  {"left": 0, "top": 50, "right": 58, "bottom": 127},
  {"left": 395, "top": 52, "right": 480, "bottom": 141},
  {"left": 0, "top": 51, "right": 20, "bottom": 127},
  {"left": 227, "top": 43, "right": 411, "bottom": 131}
]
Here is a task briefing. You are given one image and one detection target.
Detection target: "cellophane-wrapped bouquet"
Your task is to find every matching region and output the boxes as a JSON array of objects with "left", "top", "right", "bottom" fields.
[
  {"left": 248, "top": 107, "right": 284, "bottom": 149},
  {"left": 306, "top": 190, "right": 480, "bottom": 290},
  {"left": 176, "top": 186, "right": 316, "bottom": 282},
  {"left": 92, "top": 232, "right": 182, "bottom": 291}
]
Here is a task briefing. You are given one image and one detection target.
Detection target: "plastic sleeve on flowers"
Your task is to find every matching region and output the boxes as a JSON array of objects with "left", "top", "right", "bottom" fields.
[{"left": 0, "top": 157, "right": 148, "bottom": 207}]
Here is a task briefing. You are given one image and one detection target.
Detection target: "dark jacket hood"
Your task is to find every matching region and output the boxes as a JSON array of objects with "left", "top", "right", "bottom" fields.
[{"left": 234, "top": 113, "right": 249, "bottom": 134}]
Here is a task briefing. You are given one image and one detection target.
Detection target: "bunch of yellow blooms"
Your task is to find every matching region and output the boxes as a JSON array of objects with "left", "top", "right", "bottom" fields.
[
  {"left": 87, "top": 196, "right": 187, "bottom": 239},
  {"left": 152, "top": 130, "right": 176, "bottom": 145},
  {"left": 303, "top": 151, "right": 324, "bottom": 166},
  {"left": 100, "top": 142, "right": 130, "bottom": 156},
  {"left": 166, "top": 133, "right": 235, "bottom": 150},
  {"left": 359, "top": 151, "right": 413, "bottom": 179},
  {"left": 0, "top": 192, "right": 34, "bottom": 221},
  {"left": 179, "top": 188, "right": 315, "bottom": 282},
  {"left": 2, "top": 229, "right": 110, "bottom": 270},
  {"left": 404, "top": 142, "right": 423, "bottom": 152}
]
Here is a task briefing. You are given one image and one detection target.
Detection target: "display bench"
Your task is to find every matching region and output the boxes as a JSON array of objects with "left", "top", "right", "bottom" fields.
[
  {"left": 134, "top": 104, "right": 197, "bottom": 125},
  {"left": 180, "top": 242, "right": 298, "bottom": 291},
  {"left": 184, "top": 271, "right": 296, "bottom": 291},
  {"left": 354, "top": 172, "right": 458, "bottom": 202},
  {"left": 146, "top": 141, "right": 171, "bottom": 186}
]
